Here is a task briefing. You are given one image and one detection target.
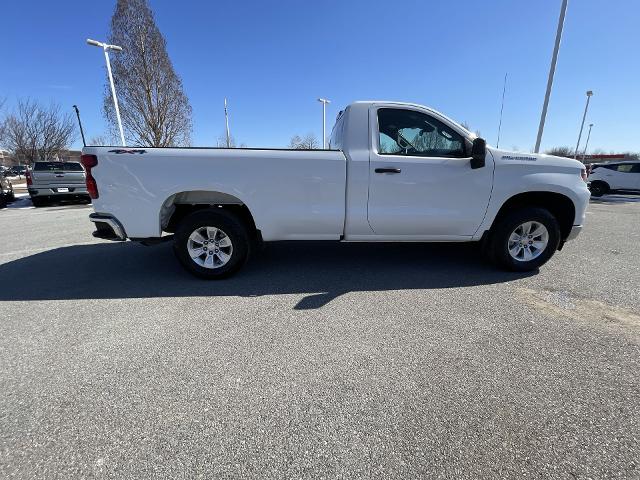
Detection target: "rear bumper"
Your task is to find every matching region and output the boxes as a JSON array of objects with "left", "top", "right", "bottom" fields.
[
  {"left": 29, "top": 185, "right": 88, "bottom": 197},
  {"left": 566, "top": 225, "right": 583, "bottom": 241},
  {"left": 89, "top": 213, "right": 127, "bottom": 241}
]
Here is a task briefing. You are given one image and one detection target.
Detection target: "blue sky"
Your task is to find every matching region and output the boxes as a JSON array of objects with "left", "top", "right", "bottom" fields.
[{"left": 2, "top": 0, "right": 638, "bottom": 152}]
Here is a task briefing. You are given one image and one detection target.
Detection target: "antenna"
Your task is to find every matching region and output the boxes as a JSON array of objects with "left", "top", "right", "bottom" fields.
[
  {"left": 73, "top": 105, "right": 86, "bottom": 147},
  {"left": 496, "top": 73, "right": 507, "bottom": 148},
  {"left": 224, "top": 98, "right": 231, "bottom": 148}
]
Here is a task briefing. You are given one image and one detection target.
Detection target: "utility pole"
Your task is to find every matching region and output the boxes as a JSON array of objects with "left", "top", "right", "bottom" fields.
[
  {"left": 317, "top": 98, "right": 331, "bottom": 149},
  {"left": 224, "top": 98, "right": 231, "bottom": 148},
  {"left": 574, "top": 90, "right": 593, "bottom": 159},
  {"left": 581, "top": 123, "right": 594, "bottom": 160},
  {"left": 87, "top": 39, "right": 125, "bottom": 146},
  {"left": 534, "top": 0, "right": 569, "bottom": 153},
  {"left": 496, "top": 72, "right": 507, "bottom": 148}
]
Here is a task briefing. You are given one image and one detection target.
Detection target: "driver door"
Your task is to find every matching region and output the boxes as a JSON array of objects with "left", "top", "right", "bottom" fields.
[{"left": 367, "top": 106, "right": 493, "bottom": 237}]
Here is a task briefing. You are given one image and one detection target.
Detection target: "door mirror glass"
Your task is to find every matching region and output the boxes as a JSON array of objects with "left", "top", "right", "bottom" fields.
[{"left": 470, "top": 138, "right": 486, "bottom": 169}]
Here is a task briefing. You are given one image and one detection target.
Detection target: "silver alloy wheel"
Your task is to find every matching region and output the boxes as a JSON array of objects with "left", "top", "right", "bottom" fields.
[
  {"left": 187, "top": 226, "right": 233, "bottom": 269},
  {"left": 507, "top": 221, "right": 549, "bottom": 262}
]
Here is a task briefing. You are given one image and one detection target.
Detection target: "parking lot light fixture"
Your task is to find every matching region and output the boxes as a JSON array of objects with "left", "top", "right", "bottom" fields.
[
  {"left": 581, "top": 123, "right": 594, "bottom": 160},
  {"left": 318, "top": 98, "right": 331, "bottom": 149},
  {"left": 574, "top": 90, "right": 593, "bottom": 159},
  {"left": 534, "top": 0, "right": 569, "bottom": 153},
  {"left": 86, "top": 38, "right": 125, "bottom": 146}
]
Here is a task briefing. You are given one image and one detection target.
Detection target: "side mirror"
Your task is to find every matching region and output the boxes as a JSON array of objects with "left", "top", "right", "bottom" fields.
[{"left": 470, "top": 137, "right": 486, "bottom": 169}]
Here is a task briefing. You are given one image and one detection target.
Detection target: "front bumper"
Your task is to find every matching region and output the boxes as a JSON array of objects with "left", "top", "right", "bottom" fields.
[
  {"left": 566, "top": 225, "right": 583, "bottom": 241},
  {"left": 89, "top": 213, "right": 127, "bottom": 241}
]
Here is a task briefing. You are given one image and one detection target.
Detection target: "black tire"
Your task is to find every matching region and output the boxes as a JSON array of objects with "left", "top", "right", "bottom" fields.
[
  {"left": 589, "top": 181, "right": 609, "bottom": 197},
  {"left": 31, "top": 197, "right": 47, "bottom": 207},
  {"left": 0, "top": 195, "right": 6, "bottom": 209},
  {"left": 173, "top": 208, "right": 251, "bottom": 279},
  {"left": 488, "top": 207, "right": 561, "bottom": 272}
]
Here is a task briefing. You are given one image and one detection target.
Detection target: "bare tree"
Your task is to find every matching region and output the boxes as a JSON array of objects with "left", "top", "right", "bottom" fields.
[
  {"left": 460, "top": 121, "right": 481, "bottom": 138},
  {"left": 1, "top": 99, "right": 75, "bottom": 164},
  {"left": 105, "top": 0, "right": 192, "bottom": 147},
  {"left": 289, "top": 133, "right": 319, "bottom": 149},
  {"left": 215, "top": 134, "right": 246, "bottom": 148},
  {"left": 545, "top": 146, "right": 573, "bottom": 158},
  {"left": 89, "top": 134, "right": 111, "bottom": 146}
]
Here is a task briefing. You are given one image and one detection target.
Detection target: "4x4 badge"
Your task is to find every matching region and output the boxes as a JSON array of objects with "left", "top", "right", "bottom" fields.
[{"left": 108, "top": 149, "right": 146, "bottom": 154}]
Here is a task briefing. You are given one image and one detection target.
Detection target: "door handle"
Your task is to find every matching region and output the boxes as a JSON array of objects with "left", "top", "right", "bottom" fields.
[{"left": 375, "top": 168, "right": 401, "bottom": 174}]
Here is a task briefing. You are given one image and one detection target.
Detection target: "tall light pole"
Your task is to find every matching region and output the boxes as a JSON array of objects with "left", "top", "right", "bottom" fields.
[
  {"left": 224, "top": 98, "right": 231, "bottom": 148},
  {"left": 87, "top": 38, "right": 125, "bottom": 146},
  {"left": 496, "top": 72, "right": 508, "bottom": 148},
  {"left": 534, "top": 0, "right": 569, "bottom": 153},
  {"left": 317, "top": 98, "right": 331, "bottom": 149},
  {"left": 574, "top": 90, "right": 593, "bottom": 159},
  {"left": 581, "top": 123, "right": 594, "bottom": 160}
]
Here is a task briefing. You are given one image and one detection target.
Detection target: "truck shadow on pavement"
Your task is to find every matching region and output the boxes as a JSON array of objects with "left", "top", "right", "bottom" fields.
[{"left": 0, "top": 241, "right": 533, "bottom": 309}]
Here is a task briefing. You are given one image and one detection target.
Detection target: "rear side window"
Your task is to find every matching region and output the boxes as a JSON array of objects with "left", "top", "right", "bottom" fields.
[
  {"left": 34, "top": 162, "right": 63, "bottom": 171},
  {"left": 63, "top": 163, "right": 84, "bottom": 172},
  {"left": 616, "top": 164, "right": 635, "bottom": 173},
  {"left": 329, "top": 112, "right": 345, "bottom": 150}
]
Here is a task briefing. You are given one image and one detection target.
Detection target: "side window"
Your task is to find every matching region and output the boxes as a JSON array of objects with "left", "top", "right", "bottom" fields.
[
  {"left": 631, "top": 164, "right": 640, "bottom": 173},
  {"left": 329, "top": 112, "right": 345, "bottom": 150},
  {"left": 377, "top": 108, "right": 465, "bottom": 158},
  {"left": 616, "top": 164, "right": 634, "bottom": 173}
]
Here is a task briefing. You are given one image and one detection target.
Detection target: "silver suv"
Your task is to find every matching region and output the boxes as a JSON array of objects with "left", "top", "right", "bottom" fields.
[{"left": 27, "top": 161, "right": 90, "bottom": 207}]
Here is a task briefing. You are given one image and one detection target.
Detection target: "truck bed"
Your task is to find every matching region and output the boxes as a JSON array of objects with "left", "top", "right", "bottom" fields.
[{"left": 83, "top": 147, "right": 347, "bottom": 240}]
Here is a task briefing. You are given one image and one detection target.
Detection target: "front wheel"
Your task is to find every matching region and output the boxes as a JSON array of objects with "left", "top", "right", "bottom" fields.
[
  {"left": 173, "top": 209, "right": 250, "bottom": 279},
  {"left": 488, "top": 207, "right": 560, "bottom": 272},
  {"left": 589, "top": 181, "right": 609, "bottom": 197}
]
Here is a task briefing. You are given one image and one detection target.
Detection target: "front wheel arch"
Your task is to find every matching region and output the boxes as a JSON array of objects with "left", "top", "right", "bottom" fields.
[{"left": 489, "top": 191, "right": 575, "bottom": 241}]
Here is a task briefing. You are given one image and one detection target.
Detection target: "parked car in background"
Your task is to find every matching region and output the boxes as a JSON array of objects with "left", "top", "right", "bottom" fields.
[
  {"left": 0, "top": 174, "right": 15, "bottom": 208},
  {"left": 8, "top": 165, "right": 27, "bottom": 177},
  {"left": 588, "top": 160, "right": 640, "bottom": 196},
  {"left": 26, "top": 161, "right": 89, "bottom": 207}
]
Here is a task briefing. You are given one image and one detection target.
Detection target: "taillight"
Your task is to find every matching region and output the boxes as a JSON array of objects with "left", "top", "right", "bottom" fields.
[
  {"left": 580, "top": 168, "right": 588, "bottom": 183},
  {"left": 25, "top": 170, "right": 32, "bottom": 186},
  {"left": 81, "top": 154, "right": 99, "bottom": 199}
]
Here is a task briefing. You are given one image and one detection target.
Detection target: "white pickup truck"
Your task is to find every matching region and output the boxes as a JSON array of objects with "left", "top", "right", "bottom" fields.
[{"left": 81, "top": 101, "right": 590, "bottom": 278}]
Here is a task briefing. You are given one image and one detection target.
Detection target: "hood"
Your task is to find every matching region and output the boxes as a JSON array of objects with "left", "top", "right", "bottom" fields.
[{"left": 488, "top": 147, "right": 585, "bottom": 170}]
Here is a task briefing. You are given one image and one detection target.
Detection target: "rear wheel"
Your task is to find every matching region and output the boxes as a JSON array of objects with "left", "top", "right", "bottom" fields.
[
  {"left": 173, "top": 209, "right": 250, "bottom": 279},
  {"left": 589, "top": 181, "right": 609, "bottom": 197},
  {"left": 31, "top": 197, "right": 47, "bottom": 207},
  {"left": 488, "top": 207, "right": 560, "bottom": 272}
]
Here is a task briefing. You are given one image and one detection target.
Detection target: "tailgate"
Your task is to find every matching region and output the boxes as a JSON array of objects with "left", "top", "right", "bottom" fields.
[{"left": 32, "top": 162, "right": 86, "bottom": 185}]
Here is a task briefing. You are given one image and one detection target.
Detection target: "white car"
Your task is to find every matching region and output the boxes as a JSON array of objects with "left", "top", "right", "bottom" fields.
[
  {"left": 588, "top": 161, "right": 640, "bottom": 196},
  {"left": 81, "top": 101, "right": 590, "bottom": 278}
]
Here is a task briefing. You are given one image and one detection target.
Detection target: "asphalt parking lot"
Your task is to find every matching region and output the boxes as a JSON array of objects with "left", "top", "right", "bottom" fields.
[{"left": 1, "top": 196, "right": 639, "bottom": 479}]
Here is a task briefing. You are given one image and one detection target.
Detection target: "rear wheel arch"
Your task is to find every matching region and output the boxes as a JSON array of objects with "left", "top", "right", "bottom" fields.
[
  {"left": 490, "top": 191, "right": 576, "bottom": 240},
  {"left": 160, "top": 190, "right": 259, "bottom": 240}
]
